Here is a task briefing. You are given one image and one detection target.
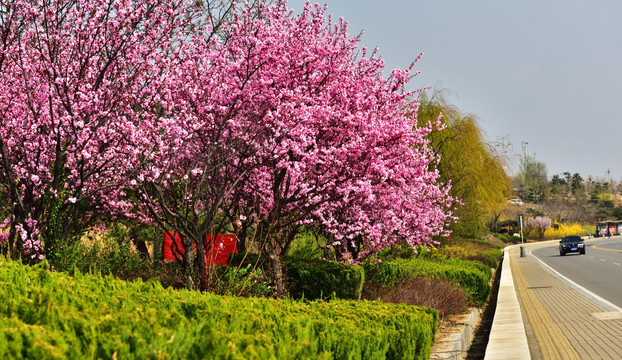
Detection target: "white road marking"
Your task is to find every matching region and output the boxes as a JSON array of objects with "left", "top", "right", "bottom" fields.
[
  {"left": 529, "top": 249, "right": 622, "bottom": 313},
  {"left": 614, "top": 263, "right": 621, "bottom": 266},
  {"left": 600, "top": 259, "right": 607, "bottom": 262}
]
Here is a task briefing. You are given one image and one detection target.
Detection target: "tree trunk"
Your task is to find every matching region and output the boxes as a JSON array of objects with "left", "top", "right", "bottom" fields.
[
  {"left": 7, "top": 226, "right": 17, "bottom": 260},
  {"left": 269, "top": 236, "right": 286, "bottom": 297},
  {"left": 182, "top": 240, "right": 195, "bottom": 290},
  {"left": 195, "top": 238, "right": 208, "bottom": 291}
]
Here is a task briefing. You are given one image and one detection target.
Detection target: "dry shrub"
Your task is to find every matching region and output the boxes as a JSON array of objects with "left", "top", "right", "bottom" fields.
[{"left": 364, "top": 277, "right": 469, "bottom": 319}]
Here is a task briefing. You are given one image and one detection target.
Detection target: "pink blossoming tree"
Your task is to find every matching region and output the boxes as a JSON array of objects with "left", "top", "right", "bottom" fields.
[
  {"left": 0, "top": 0, "right": 195, "bottom": 261},
  {"left": 525, "top": 216, "right": 551, "bottom": 240},
  {"left": 138, "top": 1, "right": 454, "bottom": 293}
]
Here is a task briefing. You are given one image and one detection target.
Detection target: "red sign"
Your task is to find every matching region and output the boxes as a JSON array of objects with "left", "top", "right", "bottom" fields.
[
  {"left": 163, "top": 231, "right": 238, "bottom": 265},
  {"left": 205, "top": 234, "right": 238, "bottom": 265}
]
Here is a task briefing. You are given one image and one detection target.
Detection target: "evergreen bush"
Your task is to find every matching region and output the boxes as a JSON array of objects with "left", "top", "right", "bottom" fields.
[
  {"left": 286, "top": 260, "right": 365, "bottom": 300},
  {"left": 0, "top": 258, "right": 437, "bottom": 360},
  {"left": 363, "top": 257, "right": 492, "bottom": 305}
]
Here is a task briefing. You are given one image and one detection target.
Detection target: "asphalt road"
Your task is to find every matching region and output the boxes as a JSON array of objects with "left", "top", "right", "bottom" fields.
[{"left": 530, "top": 236, "right": 622, "bottom": 309}]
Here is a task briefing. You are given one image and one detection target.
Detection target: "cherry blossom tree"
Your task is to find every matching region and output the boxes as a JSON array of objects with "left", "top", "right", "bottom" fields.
[
  {"left": 0, "top": 0, "right": 196, "bottom": 261},
  {"left": 138, "top": 1, "right": 454, "bottom": 294},
  {"left": 225, "top": 3, "right": 454, "bottom": 293},
  {"left": 525, "top": 216, "right": 551, "bottom": 240}
]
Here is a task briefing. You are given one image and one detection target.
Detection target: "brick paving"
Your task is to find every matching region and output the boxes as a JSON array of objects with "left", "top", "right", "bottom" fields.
[{"left": 510, "top": 246, "right": 622, "bottom": 359}]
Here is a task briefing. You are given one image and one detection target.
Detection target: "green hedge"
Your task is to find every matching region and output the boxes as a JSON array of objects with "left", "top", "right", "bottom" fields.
[
  {"left": 476, "top": 248, "right": 503, "bottom": 269},
  {"left": 0, "top": 258, "right": 437, "bottom": 360},
  {"left": 363, "top": 257, "right": 492, "bottom": 305},
  {"left": 286, "top": 260, "right": 365, "bottom": 300}
]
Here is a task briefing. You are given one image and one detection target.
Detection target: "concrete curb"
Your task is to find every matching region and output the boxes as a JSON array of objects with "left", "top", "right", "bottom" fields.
[
  {"left": 484, "top": 246, "right": 530, "bottom": 360},
  {"left": 430, "top": 307, "right": 481, "bottom": 360}
]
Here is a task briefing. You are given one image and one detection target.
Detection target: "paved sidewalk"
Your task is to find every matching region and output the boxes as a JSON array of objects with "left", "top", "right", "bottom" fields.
[{"left": 487, "top": 243, "right": 622, "bottom": 359}]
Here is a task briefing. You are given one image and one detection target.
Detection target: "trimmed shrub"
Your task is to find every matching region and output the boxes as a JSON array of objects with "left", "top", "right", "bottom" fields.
[
  {"left": 467, "top": 248, "right": 503, "bottom": 269},
  {"left": 363, "top": 257, "right": 492, "bottom": 306},
  {"left": 286, "top": 260, "right": 365, "bottom": 300},
  {"left": 365, "top": 277, "right": 469, "bottom": 319},
  {"left": 0, "top": 258, "right": 437, "bottom": 360}
]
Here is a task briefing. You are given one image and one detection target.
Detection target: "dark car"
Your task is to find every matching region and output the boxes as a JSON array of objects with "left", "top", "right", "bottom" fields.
[{"left": 559, "top": 235, "right": 585, "bottom": 256}]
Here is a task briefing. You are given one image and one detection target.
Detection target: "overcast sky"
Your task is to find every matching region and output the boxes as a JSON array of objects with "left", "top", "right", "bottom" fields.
[{"left": 287, "top": 0, "right": 622, "bottom": 181}]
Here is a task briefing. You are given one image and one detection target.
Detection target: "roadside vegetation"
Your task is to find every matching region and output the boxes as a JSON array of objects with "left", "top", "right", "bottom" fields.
[
  {"left": 0, "top": 258, "right": 438, "bottom": 360},
  {"left": 499, "top": 151, "right": 618, "bottom": 242}
]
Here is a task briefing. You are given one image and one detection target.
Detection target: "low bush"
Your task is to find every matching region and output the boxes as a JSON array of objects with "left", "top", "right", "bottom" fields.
[
  {"left": 507, "top": 235, "right": 522, "bottom": 243},
  {"left": 364, "top": 277, "right": 468, "bottom": 319},
  {"left": 363, "top": 257, "right": 492, "bottom": 306},
  {"left": 213, "top": 263, "right": 275, "bottom": 298},
  {"left": 50, "top": 226, "right": 152, "bottom": 281},
  {"left": 0, "top": 258, "right": 438, "bottom": 360},
  {"left": 385, "top": 240, "right": 502, "bottom": 270},
  {"left": 229, "top": 252, "right": 365, "bottom": 300},
  {"left": 491, "top": 233, "right": 509, "bottom": 242},
  {"left": 286, "top": 260, "right": 365, "bottom": 300}
]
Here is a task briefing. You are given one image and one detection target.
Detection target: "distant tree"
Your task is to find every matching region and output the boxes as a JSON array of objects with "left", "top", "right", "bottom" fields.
[
  {"left": 525, "top": 216, "right": 551, "bottom": 240},
  {"left": 571, "top": 173, "right": 586, "bottom": 201},
  {"left": 589, "top": 182, "right": 611, "bottom": 204},
  {"left": 497, "top": 219, "right": 518, "bottom": 235},
  {"left": 563, "top": 172, "right": 572, "bottom": 194},
  {"left": 417, "top": 91, "right": 512, "bottom": 238},
  {"left": 549, "top": 174, "right": 567, "bottom": 198},
  {"left": 540, "top": 199, "right": 598, "bottom": 224},
  {"left": 514, "top": 157, "right": 548, "bottom": 203},
  {"left": 525, "top": 207, "right": 545, "bottom": 218}
]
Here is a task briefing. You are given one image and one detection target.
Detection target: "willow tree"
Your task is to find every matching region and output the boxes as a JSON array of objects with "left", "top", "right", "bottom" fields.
[{"left": 417, "top": 91, "right": 512, "bottom": 238}]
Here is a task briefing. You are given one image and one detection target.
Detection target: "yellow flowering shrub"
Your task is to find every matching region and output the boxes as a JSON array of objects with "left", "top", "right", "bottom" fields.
[{"left": 543, "top": 222, "right": 592, "bottom": 240}]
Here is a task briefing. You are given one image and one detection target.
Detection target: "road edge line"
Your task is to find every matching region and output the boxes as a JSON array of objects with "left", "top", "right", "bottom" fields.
[{"left": 528, "top": 247, "right": 622, "bottom": 313}]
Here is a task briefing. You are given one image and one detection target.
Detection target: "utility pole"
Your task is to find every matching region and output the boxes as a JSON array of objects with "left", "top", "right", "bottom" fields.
[
  {"left": 607, "top": 169, "right": 611, "bottom": 184},
  {"left": 521, "top": 141, "right": 530, "bottom": 160},
  {"left": 519, "top": 215, "right": 524, "bottom": 244}
]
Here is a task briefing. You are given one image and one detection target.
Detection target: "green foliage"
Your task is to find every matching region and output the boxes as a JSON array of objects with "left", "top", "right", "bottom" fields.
[
  {"left": 0, "top": 258, "right": 437, "bottom": 360},
  {"left": 286, "top": 260, "right": 365, "bottom": 300},
  {"left": 491, "top": 233, "right": 512, "bottom": 243},
  {"left": 417, "top": 91, "right": 512, "bottom": 238},
  {"left": 549, "top": 174, "right": 566, "bottom": 197},
  {"left": 514, "top": 157, "right": 548, "bottom": 203},
  {"left": 204, "top": 252, "right": 276, "bottom": 297},
  {"left": 214, "top": 264, "right": 275, "bottom": 298},
  {"left": 363, "top": 256, "right": 492, "bottom": 306},
  {"left": 50, "top": 225, "right": 151, "bottom": 281},
  {"left": 286, "top": 230, "right": 325, "bottom": 262},
  {"left": 497, "top": 219, "right": 519, "bottom": 235},
  {"left": 471, "top": 248, "right": 504, "bottom": 268},
  {"left": 525, "top": 207, "right": 545, "bottom": 218}
]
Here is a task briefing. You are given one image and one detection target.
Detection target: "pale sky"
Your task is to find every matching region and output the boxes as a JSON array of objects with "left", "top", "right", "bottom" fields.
[{"left": 287, "top": 0, "right": 622, "bottom": 181}]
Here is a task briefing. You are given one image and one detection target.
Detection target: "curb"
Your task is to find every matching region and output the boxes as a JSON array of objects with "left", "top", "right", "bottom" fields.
[
  {"left": 483, "top": 246, "right": 530, "bottom": 360},
  {"left": 431, "top": 308, "right": 481, "bottom": 360}
]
